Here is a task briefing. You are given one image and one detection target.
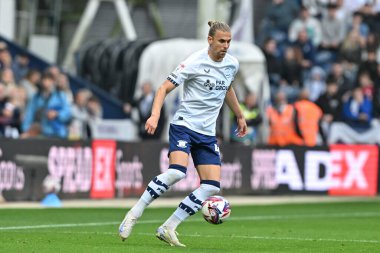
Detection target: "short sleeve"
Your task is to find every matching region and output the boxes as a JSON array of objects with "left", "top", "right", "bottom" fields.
[
  {"left": 167, "top": 59, "right": 196, "bottom": 87},
  {"left": 232, "top": 60, "right": 239, "bottom": 82}
]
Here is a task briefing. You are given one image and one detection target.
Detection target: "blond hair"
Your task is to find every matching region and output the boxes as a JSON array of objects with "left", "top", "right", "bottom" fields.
[{"left": 208, "top": 20, "right": 230, "bottom": 37}]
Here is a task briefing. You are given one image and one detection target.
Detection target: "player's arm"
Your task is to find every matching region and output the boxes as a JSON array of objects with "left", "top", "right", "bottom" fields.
[
  {"left": 225, "top": 85, "right": 247, "bottom": 137},
  {"left": 145, "top": 80, "right": 176, "bottom": 135}
]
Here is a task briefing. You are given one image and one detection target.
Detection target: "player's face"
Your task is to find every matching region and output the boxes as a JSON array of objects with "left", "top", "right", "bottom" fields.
[{"left": 208, "top": 30, "right": 231, "bottom": 62}]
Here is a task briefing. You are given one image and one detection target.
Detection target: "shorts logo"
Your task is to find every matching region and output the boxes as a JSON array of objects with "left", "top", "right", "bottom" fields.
[
  {"left": 177, "top": 140, "right": 188, "bottom": 148},
  {"left": 214, "top": 144, "right": 220, "bottom": 153}
]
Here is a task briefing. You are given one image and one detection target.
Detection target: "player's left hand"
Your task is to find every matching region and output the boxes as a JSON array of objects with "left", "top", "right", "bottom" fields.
[
  {"left": 145, "top": 115, "right": 159, "bottom": 135},
  {"left": 235, "top": 117, "right": 247, "bottom": 137}
]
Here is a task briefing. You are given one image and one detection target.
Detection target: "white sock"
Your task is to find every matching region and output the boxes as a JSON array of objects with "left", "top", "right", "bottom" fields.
[
  {"left": 130, "top": 199, "right": 148, "bottom": 218},
  {"left": 163, "top": 180, "right": 220, "bottom": 230},
  {"left": 129, "top": 165, "right": 186, "bottom": 218},
  {"left": 161, "top": 213, "right": 182, "bottom": 230}
]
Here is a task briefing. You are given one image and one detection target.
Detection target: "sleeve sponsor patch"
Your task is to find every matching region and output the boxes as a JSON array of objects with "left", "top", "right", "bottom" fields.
[{"left": 174, "top": 63, "right": 185, "bottom": 73}]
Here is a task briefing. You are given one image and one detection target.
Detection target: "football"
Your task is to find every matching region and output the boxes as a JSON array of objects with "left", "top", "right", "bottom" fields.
[
  {"left": 201, "top": 196, "right": 231, "bottom": 224},
  {"left": 42, "top": 175, "right": 61, "bottom": 194}
]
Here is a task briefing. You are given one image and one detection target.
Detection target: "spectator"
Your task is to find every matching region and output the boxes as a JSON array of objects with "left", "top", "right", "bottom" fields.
[
  {"left": 57, "top": 73, "right": 74, "bottom": 103},
  {"left": 326, "top": 61, "right": 355, "bottom": 95},
  {"left": 279, "top": 46, "right": 303, "bottom": 102},
  {"left": 320, "top": 3, "right": 346, "bottom": 51},
  {"left": 302, "top": 0, "right": 325, "bottom": 18},
  {"left": 0, "top": 43, "right": 12, "bottom": 70},
  {"left": 2, "top": 86, "right": 26, "bottom": 138},
  {"left": 22, "top": 72, "right": 72, "bottom": 138},
  {"left": 358, "top": 71, "right": 375, "bottom": 99},
  {"left": 0, "top": 82, "right": 20, "bottom": 138},
  {"left": 78, "top": 94, "right": 103, "bottom": 140},
  {"left": 348, "top": 11, "right": 369, "bottom": 40},
  {"left": 364, "top": 33, "right": 380, "bottom": 58},
  {"left": 8, "top": 84, "right": 27, "bottom": 113},
  {"left": 328, "top": 87, "right": 377, "bottom": 143},
  {"left": 294, "top": 89, "right": 323, "bottom": 146},
  {"left": 266, "top": 91, "right": 302, "bottom": 146},
  {"left": 262, "top": 38, "right": 282, "bottom": 87},
  {"left": 288, "top": 5, "right": 322, "bottom": 47},
  {"left": 87, "top": 95, "right": 103, "bottom": 121},
  {"left": 124, "top": 82, "right": 165, "bottom": 140},
  {"left": 357, "top": 50, "right": 379, "bottom": 84},
  {"left": 332, "top": 0, "right": 361, "bottom": 21},
  {"left": 259, "top": 0, "right": 300, "bottom": 45},
  {"left": 293, "top": 28, "right": 316, "bottom": 77},
  {"left": 304, "top": 66, "right": 326, "bottom": 101},
  {"left": 316, "top": 77, "right": 342, "bottom": 138},
  {"left": 45, "top": 65, "right": 61, "bottom": 84},
  {"left": 358, "top": 2, "right": 379, "bottom": 32},
  {"left": 230, "top": 92, "right": 262, "bottom": 145},
  {"left": 342, "top": 87, "right": 372, "bottom": 130},
  {"left": 339, "top": 30, "right": 365, "bottom": 64},
  {"left": 19, "top": 69, "right": 41, "bottom": 101},
  {"left": 345, "top": 59, "right": 361, "bottom": 77},
  {"left": 11, "top": 53, "right": 29, "bottom": 83},
  {"left": 0, "top": 68, "right": 17, "bottom": 95},
  {"left": 69, "top": 89, "right": 92, "bottom": 140}
]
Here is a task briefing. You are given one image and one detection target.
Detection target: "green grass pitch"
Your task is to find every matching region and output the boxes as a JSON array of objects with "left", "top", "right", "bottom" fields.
[{"left": 0, "top": 199, "right": 379, "bottom": 253}]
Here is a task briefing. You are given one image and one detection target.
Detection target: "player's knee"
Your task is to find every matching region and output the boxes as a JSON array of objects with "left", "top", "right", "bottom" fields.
[
  {"left": 163, "top": 164, "right": 187, "bottom": 184},
  {"left": 200, "top": 180, "right": 220, "bottom": 196}
]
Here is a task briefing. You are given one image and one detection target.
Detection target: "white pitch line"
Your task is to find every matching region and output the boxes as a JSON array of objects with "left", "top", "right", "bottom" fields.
[
  {"left": 138, "top": 232, "right": 380, "bottom": 244},
  {"left": 230, "top": 211, "right": 380, "bottom": 221},
  {"left": 7, "top": 230, "right": 380, "bottom": 245},
  {"left": 0, "top": 211, "right": 379, "bottom": 231},
  {"left": 0, "top": 222, "right": 118, "bottom": 231}
]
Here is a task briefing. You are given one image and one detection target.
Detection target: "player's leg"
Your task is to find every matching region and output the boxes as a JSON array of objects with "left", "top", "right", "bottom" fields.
[
  {"left": 119, "top": 125, "right": 190, "bottom": 241},
  {"left": 119, "top": 152, "right": 188, "bottom": 240},
  {"left": 156, "top": 136, "right": 221, "bottom": 247},
  {"left": 131, "top": 151, "right": 189, "bottom": 217},
  {"left": 156, "top": 165, "right": 220, "bottom": 247},
  {"left": 164, "top": 164, "right": 221, "bottom": 227}
]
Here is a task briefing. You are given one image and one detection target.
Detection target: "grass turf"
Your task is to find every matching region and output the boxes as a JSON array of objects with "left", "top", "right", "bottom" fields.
[{"left": 0, "top": 199, "right": 379, "bottom": 253}]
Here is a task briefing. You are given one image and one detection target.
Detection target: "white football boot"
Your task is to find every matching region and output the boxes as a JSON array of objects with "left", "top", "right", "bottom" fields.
[
  {"left": 155, "top": 226, "right": 186, "bottom": 247},
  {"left": 119, "top": 211, "right": 138, "bottom": 241}
]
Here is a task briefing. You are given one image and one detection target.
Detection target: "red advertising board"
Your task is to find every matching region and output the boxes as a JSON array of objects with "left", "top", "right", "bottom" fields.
[
  {"left": 328, "top": 144, "right": 379, "bottom": 196},
  {"left": 90, "top": 140, "right": 116, "bottom": 198}
]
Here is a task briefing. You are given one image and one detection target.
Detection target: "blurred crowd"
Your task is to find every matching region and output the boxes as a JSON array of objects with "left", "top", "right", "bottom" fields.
[
  {"left": 0, "top": 42, "right": 102, "bottom": 140},
  {"left": 253, "top": 0, "right": 380, "bottom": 146},
  {"left": 2, "top": 0, "right": 380, "bottom": 147}
]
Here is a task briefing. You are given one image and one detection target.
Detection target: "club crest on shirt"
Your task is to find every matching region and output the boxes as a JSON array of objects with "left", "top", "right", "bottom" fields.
[
  {"left": 177, "top": 140, "right": 188, "bottom": 148},
  {"left": 224, "top": 67, "right": 233, "bottom": 79}
]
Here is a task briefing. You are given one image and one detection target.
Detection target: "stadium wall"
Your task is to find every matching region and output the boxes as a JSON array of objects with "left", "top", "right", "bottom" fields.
[{"left": 0, "top": 139, "right": 378, "bottom": 201}]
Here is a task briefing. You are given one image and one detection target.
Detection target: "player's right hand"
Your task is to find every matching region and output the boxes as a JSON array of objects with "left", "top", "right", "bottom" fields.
[
  {"left": 145, "top": 116, "right": 159, "bottom": 135},
  {"left": 235, "top": 117, "right": 247, "bottom": 137}
]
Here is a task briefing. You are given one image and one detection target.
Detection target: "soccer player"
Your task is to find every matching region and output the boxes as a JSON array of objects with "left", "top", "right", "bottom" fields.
[{"left": 119, "top": 20, "right": 247, "bottom": 247}]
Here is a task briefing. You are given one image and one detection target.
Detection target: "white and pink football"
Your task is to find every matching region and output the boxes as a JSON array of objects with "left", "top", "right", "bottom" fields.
[{"left": 201, "top": 196, "right": 231, "bottom": 224}]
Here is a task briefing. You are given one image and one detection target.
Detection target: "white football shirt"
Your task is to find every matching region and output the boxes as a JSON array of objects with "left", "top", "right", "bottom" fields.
[{"left": 168, "top": 48, "right": 239, "bottom": 136}]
